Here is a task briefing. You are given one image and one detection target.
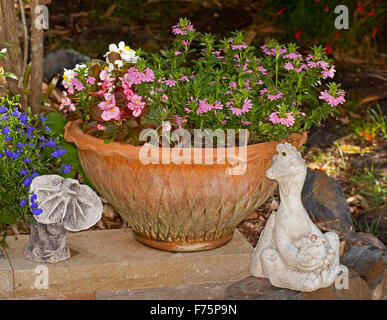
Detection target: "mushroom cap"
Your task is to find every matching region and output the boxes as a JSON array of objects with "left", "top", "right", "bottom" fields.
[{"left": 30, "top": 175, "right": 102, "bottom": 231}]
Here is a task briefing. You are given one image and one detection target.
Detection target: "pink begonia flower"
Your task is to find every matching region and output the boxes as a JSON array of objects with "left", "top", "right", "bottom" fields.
[
  {"left": 67, "top": 86, "right": 74, "bottom": 95},
  {"left": 101, "top": 107, "right": 121, "bottom": 121},
  {"left": 98, "top": 93, "right": 116, "bottom": 110},
  {"left": 87, "top": 76, "right": 96, "bottom": 84},
  {"left": 97, "top": 124, "right": 105, "bottom": 131},
  {"left": 98, "top": 70, "right": 114, "bottom": 91},
  {"left": 128, "top": 94, "right": 146, "bottom": 117},
  {"left": 162, "top": 122, "right": 172, "bottom": 132},
  {"left": 162, "top": 94, "right": 169, "bottom": 101},
  {"left": 124, "top": 88, "right": 134, "bottom": 98},
  {"left": 59, "top": 94, "right": 75, "bottom": 111},
  {"left": 319, "top": 89, "right": 345, "bottom": 107}
]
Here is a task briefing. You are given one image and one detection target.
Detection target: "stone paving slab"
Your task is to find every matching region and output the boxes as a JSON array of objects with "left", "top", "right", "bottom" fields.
[
  {"left": 0, "top": 251, "right": 13, "bottom": 299},
  {"left": 3, "top": 228, "right": 252, "bottom": 299}
]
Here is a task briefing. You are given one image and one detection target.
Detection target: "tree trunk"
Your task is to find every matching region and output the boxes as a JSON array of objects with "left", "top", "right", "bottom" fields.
[
  {"left": 30, "top": 0, "right": 44, "bottom": 114},
  {"left": 0, "top": 0, "right": 22, "bottom": 96}
]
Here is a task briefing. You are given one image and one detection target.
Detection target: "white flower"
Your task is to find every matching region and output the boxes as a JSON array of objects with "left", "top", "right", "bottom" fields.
[
  {"left": 0, "top": 48, "right": 7, "bottom": 54},
  {"left": 104, "top": 41, "right": 139, "bottom": 64},
  {"left": 62, "top": 68, "right": 76, "bottom": 89},
  {"left": 73, "top": 63, "right": 87, "bottom": 72},
  {"left": 107, "top": 59, "right": 123, "bottom": 72}
]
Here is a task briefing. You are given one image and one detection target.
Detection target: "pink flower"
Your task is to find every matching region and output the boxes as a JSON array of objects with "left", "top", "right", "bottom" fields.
[
  {"left": 221, "top": 120, "right": 228, "bottom": 125},
  {"left": 179, "top": 75, "right": 189, "bottom": 82},
  {"left": 59, "top": 94, "right": 76, "bottom": 111},
  {"left": 128, "top": 94, "right": 146, "bottom": 117},
  {"left": 162, "top": 122, "right": 172, "bottom": 132},
  {"left": 71, "top": 78, "right": 85, "bottom": 91},
  {"left": 229, "top": 81, "right": 237, "bottom": 89},
  {"left": 267, "top": 90, "right": 283, "bottom": 101},
  {"left": 172, "top": 21, "right": 195, "bottom": 35},
  {"left": 102, "top": 107, "right": 121, "bottom": 121},
  {"left": 318, "top": 60, "right": 330, "bottom": 70},
  {"left": 181, "top": 40, "right": 189, "bottom": 46},
  {"left": 319, "top": 89, "right": 345, "bottom": 107},
  {"left": 86, "top": 76, "right": 96, "bottom": 84},
  {"left": 231, "top": 44, "right": 248, "bottom": 50},
  {"left": 98, "top": 93, "right": 116, "bottom": 110},
  {"left": 121, "top": 67, "right": 155, "bottom": 87},
  {"left": 322, "top": 66, "right": 336, "bottom": 79},
  {"left": 162, "top": 94, "right": 169, "bottom": 101},
  {"left": 174, "top": 51, "right": 181, "bottom": 55},
  {"left": 227, "top": 98, "right": 252, "bottom": 115},
  {"left": 283, "top": 52, "right": 302, "bottom": 60},
  {"left": 164, "top": 79, "right": 177, "bottom": 87},
  {"left": 269, "top": 112, "right": 295, "bottom": 127},
  {"left": 98, "top": 70, "right": 114, "bottom": 91},
  {"left": 175, "top": 115, "right": 187, "bottom": 129},
  {"left": 97, "top": 124, "right": 105, "bottom": 131},
  {"left": 284, "top": 62, "right": 294, "bottom": 70},
  {"left": 242, "top": 121, "right": 250, "bottom": 126},
  {"left": 184, "top": 107, "right": 193, "bottom": 113}
]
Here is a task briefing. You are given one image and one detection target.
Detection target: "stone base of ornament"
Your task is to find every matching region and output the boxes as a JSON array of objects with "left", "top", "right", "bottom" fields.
[{"left": 0, "top": 228, "right": 253, "bottom": 300}]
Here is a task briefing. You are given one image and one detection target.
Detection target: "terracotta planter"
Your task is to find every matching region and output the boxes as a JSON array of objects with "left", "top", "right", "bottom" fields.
[{"left": 64, "top": 120, "right": 307, "bottom": 252}]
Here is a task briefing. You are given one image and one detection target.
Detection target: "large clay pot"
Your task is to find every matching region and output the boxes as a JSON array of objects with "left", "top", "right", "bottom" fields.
[{"left": 64, "top": 120, "right": 307, "bottom": 252}]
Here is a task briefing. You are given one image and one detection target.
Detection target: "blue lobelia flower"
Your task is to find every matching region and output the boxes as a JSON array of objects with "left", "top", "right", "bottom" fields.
[
  {"left": 32, "top": 208, "right": 43, "bottom": 215},
  {"left": 19, "top": 198, "right": 27, "bottom": 208},
  {"left": 1, "top": 126, "right": 10, "bottom": 135},
  {"left": 63, "top": 164, "right": 72, "bottom": 173},
  {"left": 0, "top": 106, "right": 8, "bottom": 113}
]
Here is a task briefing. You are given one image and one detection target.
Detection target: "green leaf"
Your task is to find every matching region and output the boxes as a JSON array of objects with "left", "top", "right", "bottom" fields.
[{"left": 45, "top": 112, "right": 67, "bottom": 136}]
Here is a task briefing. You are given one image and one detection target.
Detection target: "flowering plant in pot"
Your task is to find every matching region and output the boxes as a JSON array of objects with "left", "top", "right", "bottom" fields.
[{"left": 62, "top": 18, "right": 345, "bottom": 251}]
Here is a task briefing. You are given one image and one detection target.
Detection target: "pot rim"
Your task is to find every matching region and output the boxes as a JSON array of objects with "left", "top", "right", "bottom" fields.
[{"left": 64, "top": 119, "right": 307, "bottom": 163}]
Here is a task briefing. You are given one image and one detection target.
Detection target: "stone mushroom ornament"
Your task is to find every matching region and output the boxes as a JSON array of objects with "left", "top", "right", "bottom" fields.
[
  {"left": 250, "top": 143, "right": 345, "bottom": 292},
  {"left": 24, "top": 175, "right": 102, "bottom": 263}
]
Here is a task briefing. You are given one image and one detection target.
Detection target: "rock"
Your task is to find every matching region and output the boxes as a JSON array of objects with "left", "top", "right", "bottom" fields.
[
  {"left": 341, "top": 245, "right": 386, "bottom": 290},
  {"left": 225, "top": 276, "right": 303, "bottom": 300},
  {"left": 102, "top": 204, "right": 117, "bottom": 220},
  {"left": 302, "top": 169, "right": 353, "bottom": 235},
  {"left": 300, "top": 269, "right": 373, "bottom": 300},
  {"left": 225, "top": 270, "right": 374, "bottom": 300},
  {"left": 44, "top": 49, "right": 90, "bottom": 82},
  {"left": 342, "top": 232, "right": 385, "bottom": 254}
]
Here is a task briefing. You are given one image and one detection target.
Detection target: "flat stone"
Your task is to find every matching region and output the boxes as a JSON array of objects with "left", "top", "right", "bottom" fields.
[
  {"left": 225, "top": 270, "right": 375, "bottom": 300},
  {"left": 0, "top": 251, "right": 13, "bottom": 299},
  {"left": 341, "top": 245, "right": 387, "bottom": 290},
  {"left": 4, "top": 229, "right": 252, "bottom": 298},
  {"left": 302, "top": 169, "right": 353, "bottom": 234},
  {"left": 342, "top": 232, "right": 385, "bottom": 254},
  {"left": 225, "top": 276, "right": 302, "bottom": 300},
  {"left": 97, "top": 283, "right": 233, "bottom": 300}
]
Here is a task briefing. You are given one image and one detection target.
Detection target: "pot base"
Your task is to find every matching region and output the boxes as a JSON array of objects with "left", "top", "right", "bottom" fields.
[{"left": 133, "top": 232, "right": 234, "bottom": 252}]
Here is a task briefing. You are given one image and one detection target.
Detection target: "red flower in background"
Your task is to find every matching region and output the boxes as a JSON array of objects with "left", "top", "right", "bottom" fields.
[
  {"left": 295, "top": 30, "right": 302, "bottom": 39},
  {"left": 324, "top": 44, "right": 332, "bottom": 55},
  {"left": 357, "top": 2, "right": 365, "bottom": 12},
  {"left": 324, "top": 3, "right": 329, "bottom": 12},
  {"left": 316, "top": 0, "right": 320, "bottom": 2},
  {"left": 278, "top": 7, "right": 285, "bottom": 15},
  {"left": 335, "top": 30, "right": 339, "bottom": 38},
  {"left": 372, "top": 27, "right": 378, "bottom": 38},
  {"left": 367, "top": 12, "right": 376, "bottom": 16}
]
